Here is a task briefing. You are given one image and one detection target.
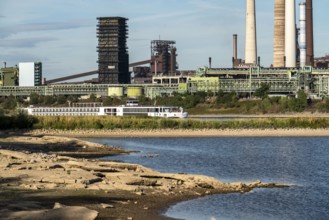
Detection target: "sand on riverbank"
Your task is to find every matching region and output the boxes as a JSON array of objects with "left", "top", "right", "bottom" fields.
[
  {"left": 0, "top": 134, "right": 290, "bottom": 220},
  {"left": 26, "top": 128, "right": 329, "bottom": 138}
]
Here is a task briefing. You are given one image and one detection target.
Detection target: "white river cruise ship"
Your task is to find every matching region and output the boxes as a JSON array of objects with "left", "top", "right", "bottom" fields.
[{"left": 23, "top": 101, "right": 188, "bottom": 118}]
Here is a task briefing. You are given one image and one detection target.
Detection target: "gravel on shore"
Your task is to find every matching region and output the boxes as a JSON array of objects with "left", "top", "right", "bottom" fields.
[{"left": 26, "top": 128, "right": 329, "bottom": 138}]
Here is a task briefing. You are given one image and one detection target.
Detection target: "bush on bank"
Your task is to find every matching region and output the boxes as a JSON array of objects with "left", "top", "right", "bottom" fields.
[
  {"left": 31, "top": 116, "right": 329, "bottom": 130},
  {"left": 0, "top": 111, "right": 37, "bottom": 129}
]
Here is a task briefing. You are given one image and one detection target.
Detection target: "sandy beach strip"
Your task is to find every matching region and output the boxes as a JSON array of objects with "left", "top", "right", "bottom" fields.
[{"left": 28, "top": 128, "right": 329, "bottom": 138}]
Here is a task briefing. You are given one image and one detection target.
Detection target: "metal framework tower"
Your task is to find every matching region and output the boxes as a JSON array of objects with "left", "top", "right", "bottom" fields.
[{"left": 97, "top": 17, "right": 130, "bottom": 84}]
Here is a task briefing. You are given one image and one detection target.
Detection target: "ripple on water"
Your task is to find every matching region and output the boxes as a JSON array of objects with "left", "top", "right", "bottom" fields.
[{"left": 92, "top": 137, "right": 329, "bottom": 220}]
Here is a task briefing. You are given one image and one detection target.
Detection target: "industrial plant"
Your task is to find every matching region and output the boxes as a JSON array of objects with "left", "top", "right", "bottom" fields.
[
  {"left": 97, "top": 17, "right": 130, "bottom": 84},
  {"left": 1, "top": 1, "right": 329, "bottom": 100}
]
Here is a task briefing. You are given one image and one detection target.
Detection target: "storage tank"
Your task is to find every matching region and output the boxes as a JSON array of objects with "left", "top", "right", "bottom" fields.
[
  {"left": 127, "top": 86, "right": 143, "bottom": 97},
  {"left": 108, "top": 86, "right": 124, "bottom": 97}
]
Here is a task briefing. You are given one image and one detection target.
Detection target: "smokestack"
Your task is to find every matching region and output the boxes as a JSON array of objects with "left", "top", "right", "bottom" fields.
[
  {"left": 245, "top": 0, "right": 257, "bottom": 65},
  {"left": 209, "top": 57, "right": 212, "bottom": 68},
  {"left": 299, "top": 2, "right": 306, "bottom": 67},
  {"left": 170, "top": 47, "right": 176, "bottom": 75},
  {"left": 306, "top": 0, "right": 314, "bottom": 66},
  {"left": 233, "top": 34, "right": 238, "bottom": 61},
  {"left": 285, "top": 0, "right": 297, "bottom": 67},
  {"left": 273, "top": 0, "right": 285, "bottom": 67}
]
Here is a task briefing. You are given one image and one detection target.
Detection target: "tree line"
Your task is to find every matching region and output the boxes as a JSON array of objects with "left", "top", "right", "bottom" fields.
[{"left": 1, "top": 87, "right": 329, "bottom": 115}]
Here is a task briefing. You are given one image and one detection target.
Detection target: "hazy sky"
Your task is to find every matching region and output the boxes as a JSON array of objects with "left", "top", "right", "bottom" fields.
[{"left": 1, "top": 0, "right": 328, "bottom": 80}]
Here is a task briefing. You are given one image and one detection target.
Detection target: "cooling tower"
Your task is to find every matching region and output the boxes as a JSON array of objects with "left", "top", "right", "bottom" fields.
[
  {"left": 273, "top": 0, "right": 285, "bottom": 67},
  {"left": 285, "top": 0, "right": 297, "bottom": 67},
  {"left": 299, "top": 2, "right": 306, "bottom": 67},
  {"left": 306, "top": 0, "right": 314, "bottom": 66},
  {"left": 245, "top": 0, "right": 257, "bottom": 65}
]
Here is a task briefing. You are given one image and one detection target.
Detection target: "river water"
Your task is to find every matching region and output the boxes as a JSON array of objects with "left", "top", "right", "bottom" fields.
[{"left": 91, "top": 137, "right": 329, "bottom": 220}]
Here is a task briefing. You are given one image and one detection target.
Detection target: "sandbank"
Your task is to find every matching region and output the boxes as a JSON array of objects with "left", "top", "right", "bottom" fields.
[{"left": 0, "top": 134, "right": 290, "bottom": 220}]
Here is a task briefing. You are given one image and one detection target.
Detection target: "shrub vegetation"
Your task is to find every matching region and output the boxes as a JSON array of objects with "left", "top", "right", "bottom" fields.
[{"left": 29, "top": 116, "right": 329, "bottom": 130}]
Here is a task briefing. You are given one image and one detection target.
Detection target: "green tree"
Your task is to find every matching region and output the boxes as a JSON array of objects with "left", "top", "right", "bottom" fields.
[
  {"left": 217, "top": 91, "right": 238, "bottom": 108},
  {"left": 67, "top": 95, "right": 79, "bottom": 103},
  {"left": 103, "top": 97, "right": 113, "bottom": 106},
  {"left": 29, "top": 93, "right": 40, "bottom": 105},
  {"left": 0, "top": 108, "right": 4, "bottom": 116},
  {"left": 3, "top": 95, "right": 17, "bottom": 109},
  {"left": 13, "top": 110, "right": 37, "bottom": 129},
  {"left": 89, "top": 94, "right": 97, "bottom": 102},
  {"left": 138, "top": 96, "right": 152, "bottom": 105},
  {"left": 103, "top": 97, "right": 124, "bottom": 106},
  {"left": 260, "top": 98, "right": 272, "bottom": 113},
  {"left": 289, "top": 90, "right": 308, "bottom": 112},
  {"left": 56, "top": 95, "right": 67, "bottom": 105},
  {"left": 320, "top": 98, "right": 329, "bottom": 112},
  {"left": 279, "top": 97, "right": 290, "bottom": 112},
  {"left": 254, "top": 83, "right": 270, "bottom": 99},
  {"left": 44, "top": 96, "right": 56, "bottom": 105}
]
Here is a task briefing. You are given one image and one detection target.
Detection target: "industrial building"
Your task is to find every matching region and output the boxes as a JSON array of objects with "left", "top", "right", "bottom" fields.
[
  {"left": 150, "top": 40, "right": 177, "bottom": 75},
  {"left": 1, "top": 1, "right": 329, "bottom": 102},
  {"left": 129, "top": 40, "right": 178, "bottom": 83},
  {"left": 18, "top": 62, "right": 42, "bottom": 87},
  {"left": 1, "top": 62, "right": 42, "bottom": 87},
  {"left": 314, "top": 55, "right": 329, "bottom": 68},
  {"left": 0, "top": 66, "right": 18, "bottom": 86},
  {"left": 97, "top": 17, "right": 130, "bottom": 84}
]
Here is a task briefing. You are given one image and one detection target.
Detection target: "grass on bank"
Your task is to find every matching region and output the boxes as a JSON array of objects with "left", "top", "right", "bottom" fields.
[
  {"left": 3, "top": 112, "right": 329, "bottom": 130},
  {"left": 32, "top": 115, "right": 329, "bottom": 130}
]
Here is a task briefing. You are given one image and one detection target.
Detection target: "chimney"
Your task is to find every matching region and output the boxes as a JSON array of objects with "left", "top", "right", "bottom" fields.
[
  {"left": 285, "top": 0, "right": 297, "bottom": 67},
  {"left": 245, "top": 0, "right": 257, "bottom": 65},
  {"left": 170, "top": 47, "right": 177, "bottom": 75},
  {"left": 299, "top": 2, "right": 306, "bottom": 67},
  {"left": 273, "top": 0, "right": 285, "bottom": 67},
  {"left": 233, "top": 34, "right": 238, "bottom": 61},
  {"left": 306, "top": 0, "right": 314, "bottom": 66}
]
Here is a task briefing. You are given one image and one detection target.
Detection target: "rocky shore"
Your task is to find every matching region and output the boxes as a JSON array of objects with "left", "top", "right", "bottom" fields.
[{"left": 0, "top": 135, "right": 290, "bottom": 220}]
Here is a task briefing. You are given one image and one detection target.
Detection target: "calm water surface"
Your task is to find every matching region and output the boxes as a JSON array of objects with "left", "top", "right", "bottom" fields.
[{"left": 91, "top": 137, "right": 329, "bottom": 220}]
